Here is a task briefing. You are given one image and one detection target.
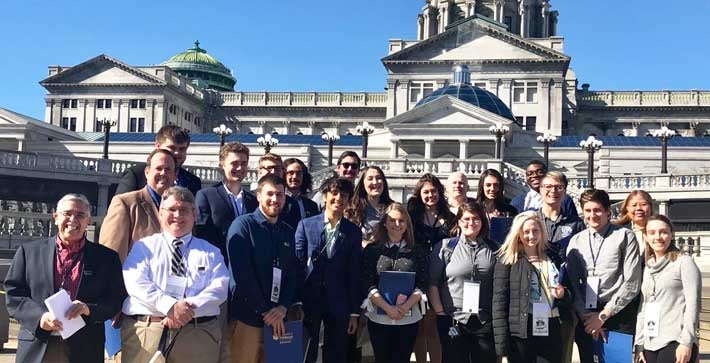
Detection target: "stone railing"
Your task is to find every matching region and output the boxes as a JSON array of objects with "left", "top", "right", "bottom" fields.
[
  {"left": 566, "top": 174, "right": 710, "bottom": 194},
  {"left": 578, "top": 90, "right": 710, "bottom": 107},
  {"left": 361, "top": 158, "right": 502, "bottom": 177},
  {"left": 219, "top": 91, "right": 387, "bottom": 107}
]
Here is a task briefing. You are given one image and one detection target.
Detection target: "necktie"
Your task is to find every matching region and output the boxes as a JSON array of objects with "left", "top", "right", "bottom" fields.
[{"left": 170, "top": 239, "right": 185, "bottom": 276}]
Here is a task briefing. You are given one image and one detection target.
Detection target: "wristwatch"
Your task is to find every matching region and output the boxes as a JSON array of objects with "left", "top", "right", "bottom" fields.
[{"left": 598, "top": 312, "right": 609, "bottom": 323}]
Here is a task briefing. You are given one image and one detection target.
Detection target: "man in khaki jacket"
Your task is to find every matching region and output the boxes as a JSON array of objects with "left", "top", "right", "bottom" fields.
[{"left": 100, "top": 149, "right": 177, "bottom": 261}]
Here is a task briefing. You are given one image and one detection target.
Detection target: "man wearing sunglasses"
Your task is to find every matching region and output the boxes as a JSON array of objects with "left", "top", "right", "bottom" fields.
[
  {"left": 510, "top": 160, "right": 578, "bottom": 218},
  {"left": 312, "top": 151, "right": 362, "bottom": 209}
]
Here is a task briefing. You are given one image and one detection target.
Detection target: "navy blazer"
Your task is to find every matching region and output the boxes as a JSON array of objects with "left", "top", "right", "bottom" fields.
[
  {"left": 295, "top": 214, "right": 363, "bottom": 318},
  {"left": 115, "top": 163, "right": 202, "bottom": 197},
  {"left": 195, "top": 182, "right": 258, "bottom": 263},
  {"left": 5, "top": 238, "right": 125, "bottom": 363},
  {"left": 227, "top": 208, "right": 298, "bottom": 327}
]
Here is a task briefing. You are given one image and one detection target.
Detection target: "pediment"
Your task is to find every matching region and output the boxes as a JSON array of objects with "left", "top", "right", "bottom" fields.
[
  {"left": 383, "top": 17, "right": 569, "bottom": 64},
  {"left": 40, "top": 54, "right": 165, "bottom": 86},
  {"left": 385, "top": 96, "right": 517, "bottom": 131}
]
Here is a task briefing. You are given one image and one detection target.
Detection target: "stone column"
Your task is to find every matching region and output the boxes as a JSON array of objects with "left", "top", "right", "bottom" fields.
[
  {"left": 499, "top": 80, "right": 513, "bottom": 107},
  {"left": 494, "top": 0, "right": 503, "bottom": 22},
  {"left": 118, "top": 99, "right": 129, "bottom": 132},
  {"left": 86, "top": 99, "right": 96, "bottom": 132},
  {"left": 97, "top": 180, "right": 111, "bottom": 218},
  {"left": 519, "top": 3, "right": 527, "bottom": 37},
  {"left": 44, "top": 99, "right": 54, "bottom": 125},
  {"left": 659, "top": 201, "right": 669, "bottom": 216},
  {"left": 459, "top": 139, "right": 468, "bottom": 159},
  {"left": 424, "top": 139, "right": 434, "bottom": 159},
  {"left": 308, "top": 121, "right": 316, "bottom": 135},
  {"left": 283, "top": 121, "right": 291, "bottom": 135},
  {"left": 386, "top": 80, "right": 398, "bottom": 119},
  {"left": 418, "top": 15, "right": 425, "bottom": 40},
  {"left": 390, "top": 139, "right": 399, "bottom": 158},
  {"left": 540, "top": 79, "right": 551, "bottom": 132},
  {"left": 395, "top": 81, "right": 410, "bottom": 117},
  {"left": 542, "top": 0, "right": 551, "bottom": 38},
  {"left": 550, "top": 79, "right": 564, "bottom": 134}
]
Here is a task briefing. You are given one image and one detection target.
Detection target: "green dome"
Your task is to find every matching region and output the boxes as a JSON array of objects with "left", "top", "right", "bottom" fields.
[{"left": 163, "top": 41, "right": 236, "bottom": 92}]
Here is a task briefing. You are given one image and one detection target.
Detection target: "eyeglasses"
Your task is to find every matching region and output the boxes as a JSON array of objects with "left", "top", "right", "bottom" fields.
[
  {"left": 526, "top": 169, "right": 546, "bottom": 177},
  {"left": 339, "top": 162, "right": 360, "bottom": 170},
  {"left": 161, "top": 207, "right": 193, "bottom": 215},
  {"left": 260, "top": 165, "right": 283, "bottom": 172},
  {"left": 285, "top": 170, "right": 303, "bottom": 177},
  {"left": 542, "top": 184, "right": 565, "bottom": 191}
]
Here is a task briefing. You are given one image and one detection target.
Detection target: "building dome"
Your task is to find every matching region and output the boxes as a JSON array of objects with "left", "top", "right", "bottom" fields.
[
  {"left": 416, "top": 65, "right": 515, "bottom": 121},
  {"left": 162, "top": 41, "right": 236, "bottom": 92}
]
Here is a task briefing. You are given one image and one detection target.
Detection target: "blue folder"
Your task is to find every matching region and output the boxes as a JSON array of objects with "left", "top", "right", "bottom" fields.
[
  {"left": 264, "top": 320, "right": 306, "bottom": 363},
  {"left": 104, "top": 320, "right": 121, "bottom": 357},
  {"left": 376, "top": 271, "right": 415, "bottom": 315},
  {"left": 593, "top": 331, "right": 633, "bottom": 363},
  {"left": 489, "top": 217, "right": 514, "bottom": 245}
]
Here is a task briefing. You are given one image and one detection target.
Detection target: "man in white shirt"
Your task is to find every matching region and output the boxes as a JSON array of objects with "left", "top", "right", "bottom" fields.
[{"left": 122, "top": 186, "right": 229, "bottom": 363}]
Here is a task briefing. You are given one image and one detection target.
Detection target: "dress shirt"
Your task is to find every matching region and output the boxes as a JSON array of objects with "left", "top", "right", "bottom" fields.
[
  {"left": 566, "top": 223, "right": 641, "bottom": 316},
  {"left": 524, "top": 190, "right": 543, "bottom": 211},
  {"left": 323, "top": 215, "right": 341, "bottom": 258},
  {"left": 122, "top": 232, "right": 229, "bottom": 318},
  {"left": 54, "top": 237, "right": 86, "bottom": 301},
  {"left": 223, "top": 184, "right": 245, "bottom": 217},
  {"left": 147, "top": 185, "right": 161, "bottom": 209}
]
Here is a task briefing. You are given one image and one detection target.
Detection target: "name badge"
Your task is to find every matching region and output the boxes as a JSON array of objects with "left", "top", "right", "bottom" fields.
[
  {"left": 532, "top": 302, "right": 550, "bottom": 336},
  {"left": 585, "top": 276, "right": 600, "bottom": 309},
  {"left": 271, "top": 267, "right": 282, "bottom": 303},
  {"left": 645, "top": 302, "right": 661, "bottom": 338},
  {"left": 166, "top": 275, "right": 187, "bottom": 299},
  {"left": 462, "top": 281, "right": 480, "bottom": 314}
]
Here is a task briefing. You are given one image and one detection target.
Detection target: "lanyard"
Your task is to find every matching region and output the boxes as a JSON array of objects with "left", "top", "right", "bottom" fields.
[
  {"left": 588, "top": 226, "right": 612, "bottom": 275},
  {"left": 465, "top": 238, "right": 480, "bottom": 281},
  {"left": 385, "top": 242, "right": 403, "bottom": 271},
  {"left": 532, "top": 259, "right": 551, "bottom": 304}
]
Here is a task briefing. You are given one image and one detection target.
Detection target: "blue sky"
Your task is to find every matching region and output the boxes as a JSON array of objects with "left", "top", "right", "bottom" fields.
[{"left": 1, "top": 0, "right": 709, "bottom": 120}]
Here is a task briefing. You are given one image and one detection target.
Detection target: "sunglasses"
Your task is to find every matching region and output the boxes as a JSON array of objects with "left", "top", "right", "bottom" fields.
[{"left": 339, "top": 162, "right": 360, "bottom": 170}]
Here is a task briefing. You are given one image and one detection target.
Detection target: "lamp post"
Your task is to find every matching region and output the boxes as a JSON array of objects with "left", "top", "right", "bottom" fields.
[
  {"left": 536, "top": 131, "right": 558, "bottom": 167},
  {"left": 98, "top": 118, "right": 116, "bottom": 159},
  {"left": 257, "top": 133, "right": 279, "bottom": 154},
  {"left": 212, "top": 124, "right": 233, "bottom": 148},
  {"left": 321, "top": 132, "right": 340, "bottom": 166},
  {"left": 579, "top": 135, "right": 603, "bottom": 189},
  {"left": 356, "top": 122, "right": 375, "bottom": 159},
  {"left": 488, "top": 122, "right": 510, "bottom": 159},
  {"left": 651, "top": 125, "right": 676, "bottom": 174}
]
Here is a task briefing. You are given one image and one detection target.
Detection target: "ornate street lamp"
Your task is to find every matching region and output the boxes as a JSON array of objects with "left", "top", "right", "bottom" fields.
[
  {"left": 321, "top": 132, "right": 340, "bottom": 166},
  {"left": 356, "top": 122, "right": 375, "bottom": 159},
  {"left": 579, "top": 135, "right": 603, "bottom": 189},
  {"left": 98, "top": 118, "right": 116, "bottom": 159},
  {"left": 651, "top": 125, "right": 676, "bottom": 174},
  {"left": 257, "top": 133, "right": 279, "bottom": 154},
  {"left": 488, "top": 122, "right": 510, "bottom": 159},
  {"left": 536, "top": 131, "right": 558, "bottom": 167},
  {"left": 212, "top": 124, "right": 233, "bottom": 148}
]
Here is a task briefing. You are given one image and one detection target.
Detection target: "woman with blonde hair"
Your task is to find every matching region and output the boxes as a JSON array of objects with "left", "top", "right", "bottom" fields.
[
  {"left": 362, "top": 202, "right": 427, "bottom": 363},
  {"left": 635, "top": 215, "right": 700, "bottom": 363},
  {"left": 614, "top": 190, "right": 654, "bottom": 255},
  {"left": 492, "top": 211, "right": 569, "bottom": 363}
]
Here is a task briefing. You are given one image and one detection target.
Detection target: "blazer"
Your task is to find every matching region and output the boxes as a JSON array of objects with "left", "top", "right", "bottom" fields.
[
  {"left": 5, "top": 238, "right": 125, "bottom": 363},
  {"left": 115, "top": 163, "right": 202, "bottom": 196},
  {"left": 294, "top": 214, "right": 363, "bottom": 318},
  {"left": 99, "top": 187, "right": 161, "bottom": 262},
  {"left": 292, "top": 195, "right": 321, "bottom": 221},
  {"left": 195, "top": 182, "right": 258, "bottom": 263}
]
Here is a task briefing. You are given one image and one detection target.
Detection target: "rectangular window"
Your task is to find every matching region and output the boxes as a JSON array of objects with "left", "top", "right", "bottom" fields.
[
  {"left": 474, "top": 82, "right": 487, "bottom": 90},
  {"left": 410, "top": 82, "right": 435, "bottom": 103},
  {"left": 138, "top": 118, "right": 145, "bottom": 132},
  {"left": 105, "top": 99, "right": 112, "bottom": 108},
  {"left": 130, "top": 100, "right": 138, "bottom": 108},
  {"left": 95, "top": 120, "right": 103, "bottom": 132},
  {"left": 525, "top": 116, "right": 537, "bottom": 131},
  {"left": 527, "top": 82, "right": 538, "bottom": 103},
  {"left": 513, "top": 81, "right": 538, "bottom": 104},
  {"left": 129, "top": 117, "right": 137, "bottom": 132},
  {"left": 515, "top": 116, "right": 524, "bottom": 126},
  {"left": 69, "top": 117, "right": 76, "bottom": 131},
  {"left": 62, "top": 100, "right": 70, "bottom": 108},
  {"left": 139, "top": 99, "right": 146, "bottom": 108},
  {"left": 513, "top": 82, "right": 525, "bottom": 103},
  {"left": 61, "top": 117, "right": 69, "bottom": 129},
  {"left": 70, "top": 99, "right": 77, "bottom": 108},
  {"left": 97, "top": 99, "right": 104, "bottom": 109}
]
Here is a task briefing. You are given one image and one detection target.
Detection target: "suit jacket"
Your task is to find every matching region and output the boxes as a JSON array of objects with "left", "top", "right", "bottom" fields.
[
  {"left": 4, "top": 238, "right": 125, "bottom": 363},
  {"left": 99, "top": 187, "right": 161, "bottom": 261},
  {"left": 195, "top": 182, "right": 258, "bottom": 264},
  {"left": 294, "top": 214, "right": 363, "bottom": 318},
  {"left": 290, "top": 195, "right": 321, "bottom": 221},
  {"left": 115, "top": 163, "right": 202, "bottom": 196}
]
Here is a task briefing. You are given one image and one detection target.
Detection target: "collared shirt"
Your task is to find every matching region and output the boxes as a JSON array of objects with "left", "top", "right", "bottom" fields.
[
  {"left": 535, "top": 209, "right": 585, "bottom": 265},
  {"left": 362, "top": 204, "right": 383, "bottom": 241},
  {"left": 147, "top": 185, "right": 161, "bottom": 209},
  {"left": 54, "top": 236, "right": 86, "bottom": 300},
  {"left": 122, "top": 232, "right": 229, "bottom": 317},
  {"left": 566, "top": 223, "right": 641, "bottom": 316},
  {"left": 323, "top": 214, "right": 341, "bottom": 258},
  {"left": 524, "top": 190, "right": 543, "bottom": 211},
  {"left": 287, "top": 191, "right": 308, "bottom": 220},
  {"left": 175, "top": 168, "right": 185, "bottom": 187},
  {"left": 223, "top": 184, "right": 245, "bottom": 217}
]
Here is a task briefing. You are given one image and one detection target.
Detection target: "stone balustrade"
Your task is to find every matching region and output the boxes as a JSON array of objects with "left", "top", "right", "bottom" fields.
[
  {"left": 566, "top": 174, "right": 710, "bottom": 194},
  {"left": 578, "top": 90, "right": 710, "bottom": 107},
  {"left": 362, "top": 158, "right": 501, "bottom": 178},
  {"left": 219, "top": 91, "right": 387, "bottom": 107}
]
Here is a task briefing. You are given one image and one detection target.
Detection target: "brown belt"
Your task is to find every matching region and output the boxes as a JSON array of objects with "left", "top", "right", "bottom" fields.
[{"left": 131, "top": 315, "right": 217, "bottom": 324}]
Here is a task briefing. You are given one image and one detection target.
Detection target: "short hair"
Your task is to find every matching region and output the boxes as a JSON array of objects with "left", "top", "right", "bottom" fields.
[
  {"left": 579, "top": 189, "right": 611, "bottom": 210},
  {"left": 259, "top": 153, "right": 283, "bottom": 167},
  {"left": 156, "top": 125, "right": 190, "bottom": 145},
  {"left": 320, "top": 177, "right": 354, "bottom": 199},
  {"left": 284, "top": 158, "right": 313, "bottom": 194},
  {"left": 527, "top": 159, "right": 547, "bottom": 171},
  {"left": 146, "top": 149, "right": 177, "bottom": 168},
  {"left": 256, "top": 174, "right": 286, "bottom": 192},
  {"left": 541, "top": 171, "right": 568, "bottom": 188},
  {"left": 336, "top": 151, "right": 361, "bottom": 166},
  {"left": 219, "top": 142, "right": 250, "bottom": 164},
  {"left": 56, "top": 193, "right": 91, "bottom": 212},
  {"left": 160, "top": 186, "right": 195, "bottom": 207}
]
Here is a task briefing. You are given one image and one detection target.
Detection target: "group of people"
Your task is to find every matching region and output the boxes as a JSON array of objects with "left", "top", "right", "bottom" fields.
[{"left": 2, "top": 125, "right": 701, "bottom": 363}]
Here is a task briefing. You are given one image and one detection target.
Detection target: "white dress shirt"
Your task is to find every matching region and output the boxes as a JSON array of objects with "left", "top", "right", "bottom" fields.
[
  {"left": 122, "top": 232, "right": 229, "bottom": 317},
  {"left": 524, "top": 189, "right": 543, "bottom": 211}
]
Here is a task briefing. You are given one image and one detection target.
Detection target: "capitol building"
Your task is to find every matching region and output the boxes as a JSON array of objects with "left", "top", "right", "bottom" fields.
[{"left": 0, "top": 0, "right": 709, "bottom": 253}]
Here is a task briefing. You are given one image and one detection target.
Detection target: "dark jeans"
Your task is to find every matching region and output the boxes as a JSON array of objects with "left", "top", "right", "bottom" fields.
[
  {"left": 304, "top": 311, "right": 350, "bottom": 363},
  {"left": 644, "top": 342, "right": 698, "bottom": 363},
  {"left": 435, "top": 315, "right": 496, "bottom": 363},
  {"left": 367, "top": 320, "right": 419, "bottom": 363},
  {"left": 510, "top": 317, "right": 562, "bottom": 363},
  {"left": 576, "top": 297, "right": 640, "bottom": 363}
]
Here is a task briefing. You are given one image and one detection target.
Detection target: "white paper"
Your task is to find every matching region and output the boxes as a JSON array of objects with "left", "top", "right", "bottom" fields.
[
  {"left": 585, "top": 276, "right": 600, "bottom": 309},
  {"left": 462, "top": 281, "right": 480, "bottom": 314},
  {"left": 645, "top": 302, "right": 660, "bottom": 338},
  {"left": 166, "top": 275, "right": 187, "bottom": 299},
  {"left": 44, "top": 289, "right": 86, "bottom": 340}
]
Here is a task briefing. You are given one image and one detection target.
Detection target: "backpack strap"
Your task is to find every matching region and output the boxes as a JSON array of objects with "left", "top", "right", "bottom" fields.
[{"left": 440, "top": 236, "right": 460, "bottom": 265}]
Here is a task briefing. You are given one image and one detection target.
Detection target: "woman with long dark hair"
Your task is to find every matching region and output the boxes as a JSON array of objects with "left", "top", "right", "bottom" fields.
[
  {"left": 475, "top": 169, "right": 517, "bottom": 219},
  {"left": 614, "top": 190, "right": 654, "bottom": 256},
  {"left": 345, "top": 166, "right": 394, "bottom": 247}
]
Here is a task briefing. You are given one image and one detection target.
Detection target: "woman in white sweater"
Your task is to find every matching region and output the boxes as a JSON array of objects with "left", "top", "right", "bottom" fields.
[{"left": 635, "top": 215, "right": 700, "bottom": 363}]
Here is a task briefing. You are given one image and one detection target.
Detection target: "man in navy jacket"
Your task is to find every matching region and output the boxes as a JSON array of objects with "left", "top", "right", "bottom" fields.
[{"left": 295, "top": 177, "right": 363, "bottom": 363}]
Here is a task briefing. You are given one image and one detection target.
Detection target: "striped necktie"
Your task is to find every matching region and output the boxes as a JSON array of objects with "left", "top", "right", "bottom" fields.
[{"left": 170, "top": 239, "right": 186, "bottom": 276}]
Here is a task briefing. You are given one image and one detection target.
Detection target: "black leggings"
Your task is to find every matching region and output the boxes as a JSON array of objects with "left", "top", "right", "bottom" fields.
[
  {"left": 509, "top": 318, "right": 562, "bottom": 363},
  {"left": 643, "top": 341, "right": 698, "bottom": 363},
  {"left": 367, "top": 320, "right": 419, "bottom": 363},
  {"left": 436, "top": 315, "right": 496, "bottom": 363}
]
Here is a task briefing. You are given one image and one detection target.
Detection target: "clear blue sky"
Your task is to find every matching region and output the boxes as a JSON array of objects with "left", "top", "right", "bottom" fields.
[{"left": 1, "top": 0, "right": 709, "bottom": 120}]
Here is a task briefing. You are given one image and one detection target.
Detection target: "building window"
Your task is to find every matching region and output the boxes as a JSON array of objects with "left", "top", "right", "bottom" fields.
[
  {"left": 410, "top": 82, "right": 435, "bottom": 103},
  {"left": 474, "top": 82, "right": 487, "bottom": 90},
  {"left": 61, "top": 117, "right": 69, "bottom": 129},
  {"left": 525, "top": 116, "right": 537, "bottom": 131},
  {"left": 69, "top": 117, "right": 76, "bottom": 131},
  {"left": 513, "top": 81, "right": 538, "bottom": 103},
  {"left": 129, "top": 117, "right": 145, "bottom": 132},
  {"left": 71, "top": 100, "right": 77, "bottom": 108},
  {"left": 130, "top": 99, "right": 146, "bottom": 109},
  {"left": 515, "top": 116, "right": 524, "bottom": 126},
  {"left": 62, "top": 99, "right": 77, "bottom": 108},
  {"left": 96, "top": 99, "right": 112, "bottom": 109},
  {"left": 95, "top": 120, "right": 103, "bottom": 132}
]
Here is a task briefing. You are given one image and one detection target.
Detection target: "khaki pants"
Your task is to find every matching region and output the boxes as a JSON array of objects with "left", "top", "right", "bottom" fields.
[
  {"left": 42, "top": 337, "right": 69, "bottom": 363},
  {"left": 122, "top": 316, "right": 221, "bottom": 363},
  {"left": 217, "top": 303, "right": 231, "bottom": 363},
  {"left": 230, "top": 320, "right": 264, "bottom": 363}
]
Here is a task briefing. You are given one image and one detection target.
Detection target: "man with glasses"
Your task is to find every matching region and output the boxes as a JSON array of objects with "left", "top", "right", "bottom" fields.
[
  {"left": 510, "top": 160, "right": 578, "bottom": 218},
  {"left": 284, "top": 158, "right": 320, "bottom": 221}
]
